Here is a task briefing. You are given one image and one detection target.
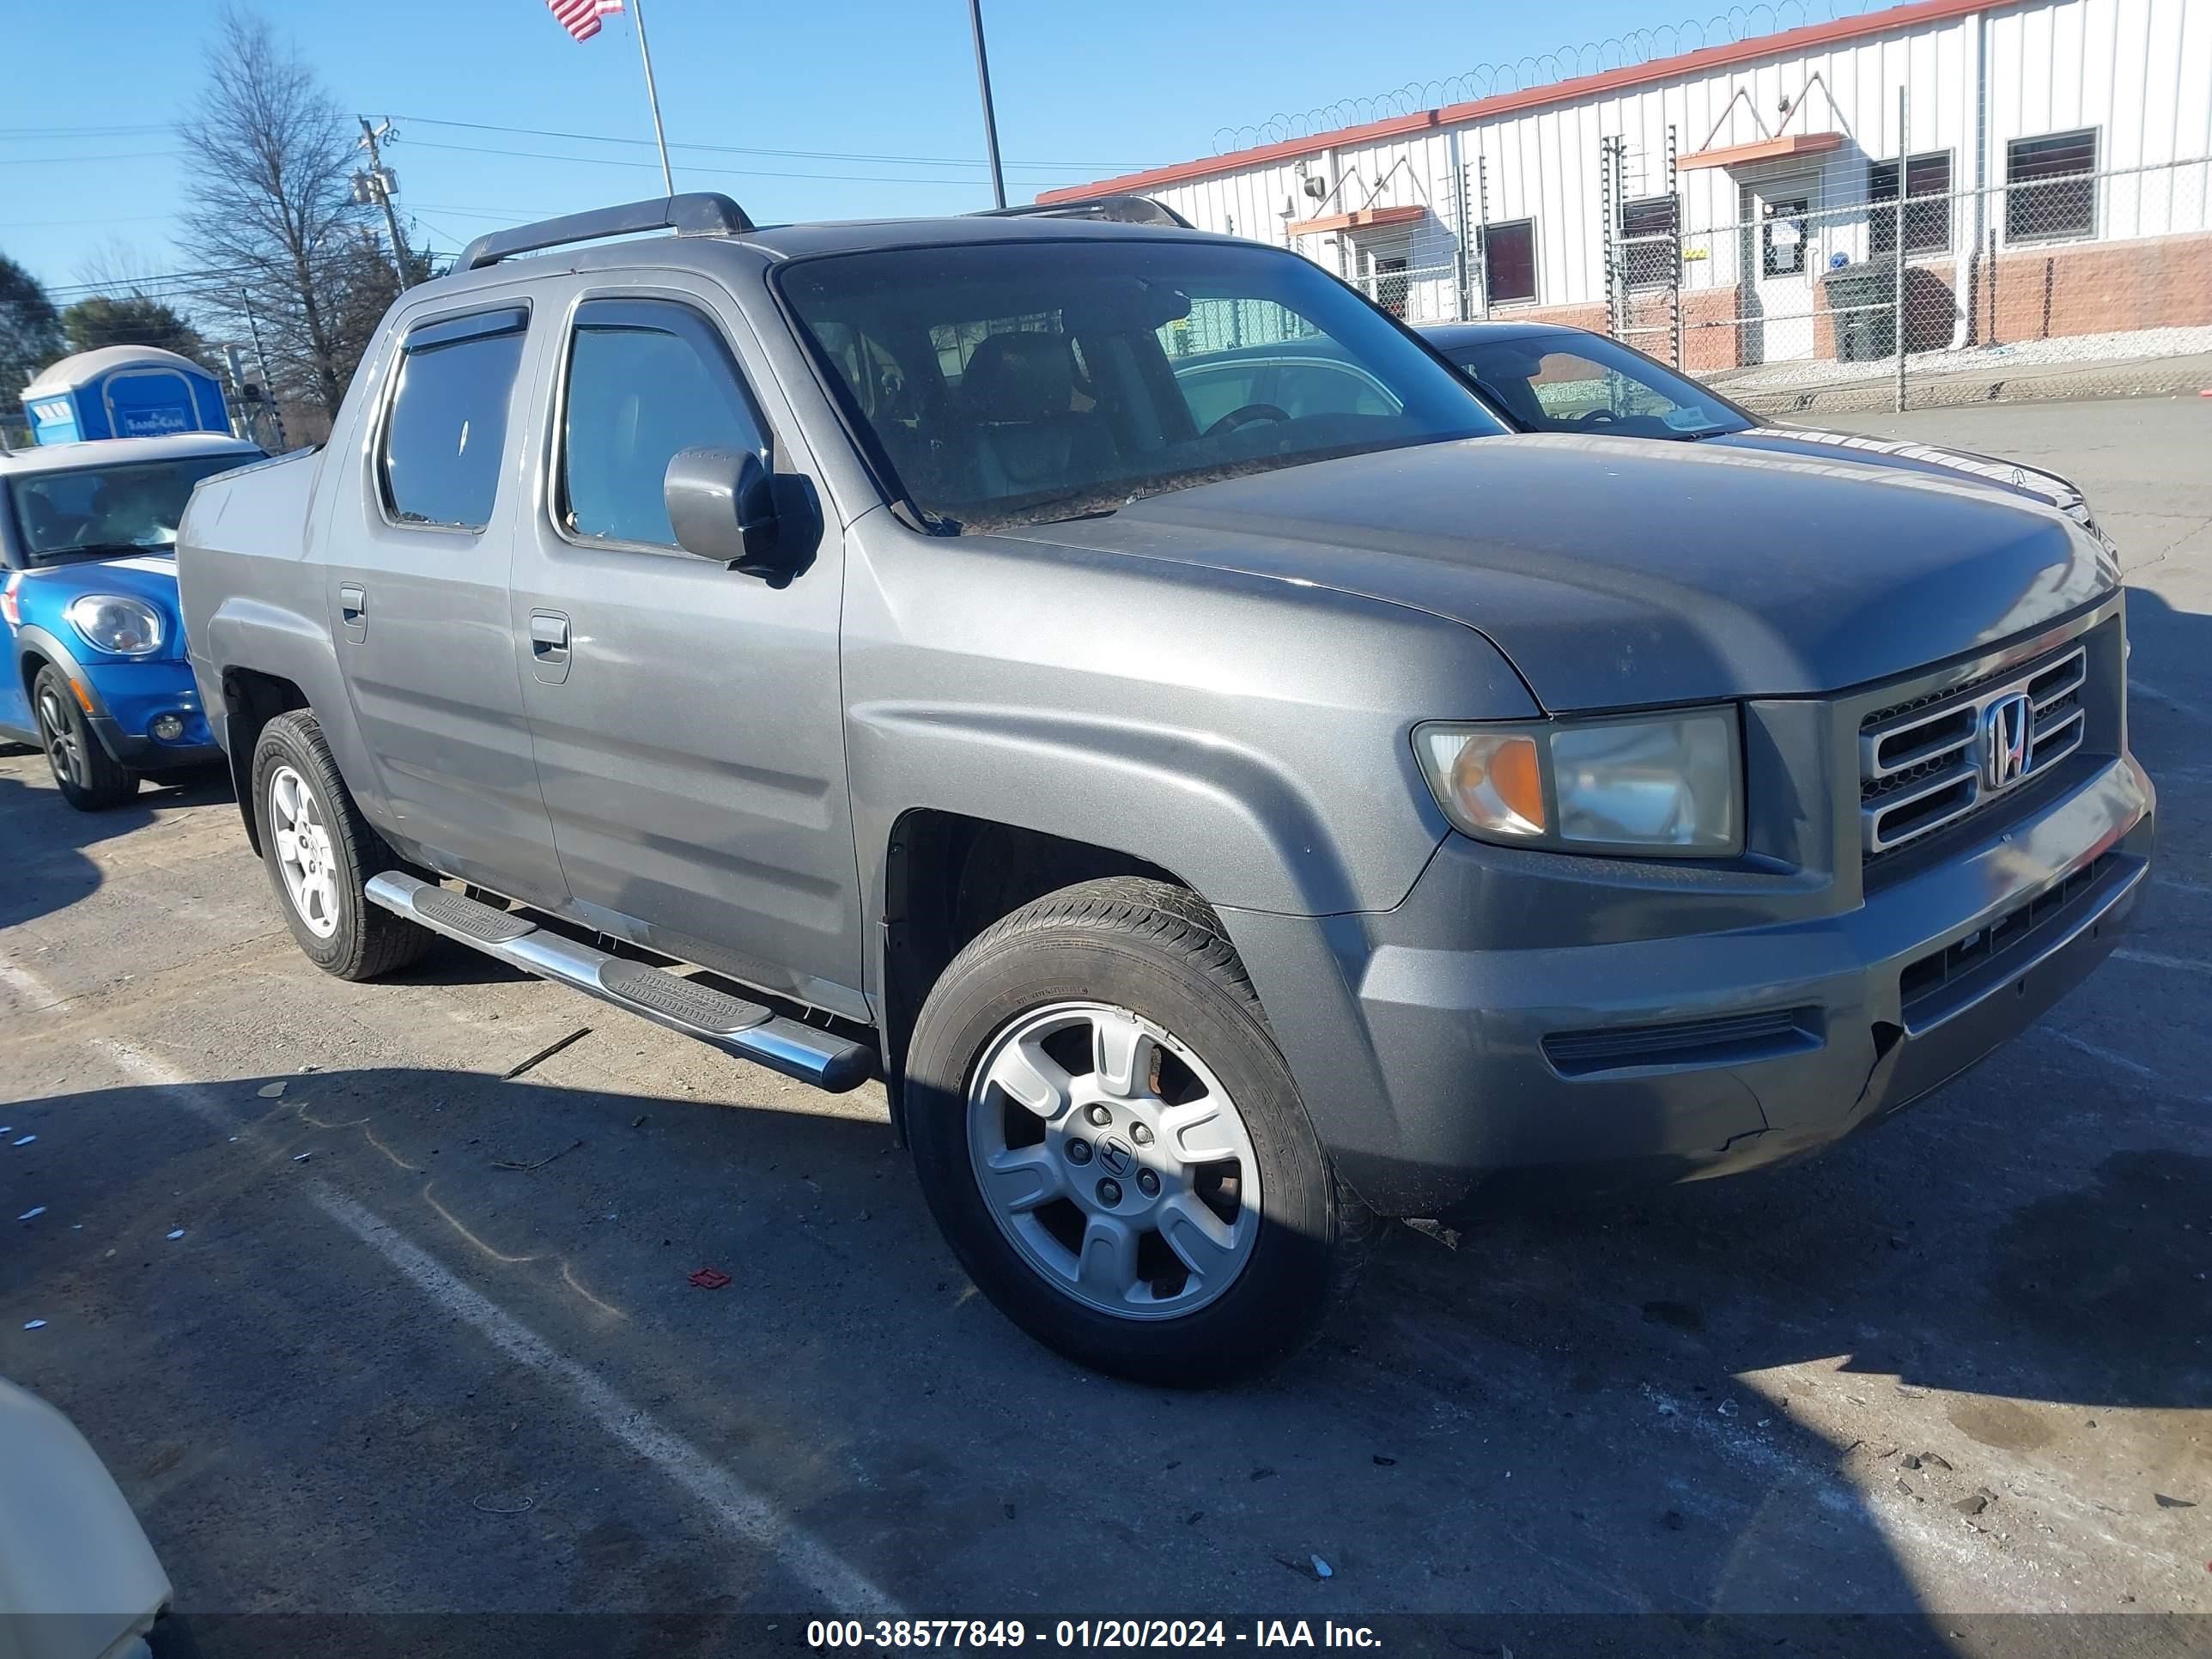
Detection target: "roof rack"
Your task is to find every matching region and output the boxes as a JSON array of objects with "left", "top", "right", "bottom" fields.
[
  {"left": 458, "top": 192, "right": 755, "bottom": 271},
  {"left": 974, "top": 195, "right": 1195, "bottom": 230}
]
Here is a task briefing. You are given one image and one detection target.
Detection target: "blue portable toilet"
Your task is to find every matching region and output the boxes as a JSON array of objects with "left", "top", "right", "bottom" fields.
[{"left": 20, "top": 345, "right": 232, "bottom": 446}]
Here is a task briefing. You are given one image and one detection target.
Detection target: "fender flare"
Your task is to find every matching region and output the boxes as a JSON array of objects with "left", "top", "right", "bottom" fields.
[{"left": 13, "top": 623, "right": 106, "bottom": 714}]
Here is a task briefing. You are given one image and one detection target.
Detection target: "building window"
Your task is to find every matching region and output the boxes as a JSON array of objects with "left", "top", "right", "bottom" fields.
[
  {"left": 2006, "top": 129, "right": 2098, "bottom": 243},
  {"left": 1869, "top": 150, "right": 1953, "bottom": 254},
  {"left": 1482, "top": 219, "right": 1538, "bottom": 305},
  {"left": 1620, "top": 196, "right": 1679, "bottom": 288},
  {"left": 1371, "top": 254, "right": 1410, "bottom": 318}
]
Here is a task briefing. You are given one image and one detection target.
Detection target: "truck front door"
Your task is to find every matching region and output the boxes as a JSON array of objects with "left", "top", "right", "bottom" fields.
[
  {"left": 324, "top": 301, "right": 568, "bottom": 906},
  {"left": 509, "top": 282, "right": 862, "bottom": 1017}
]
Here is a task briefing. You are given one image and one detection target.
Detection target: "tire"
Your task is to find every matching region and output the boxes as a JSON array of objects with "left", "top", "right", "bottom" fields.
[
  {"left": 31, "top": 665, "right": 138, "bottom": 811},
  {"left": 251, "top": 709, "right": 435, "bottom": 981},
  {"left": 906, "top": 876, "right": 1367, "bottom": 1386}
]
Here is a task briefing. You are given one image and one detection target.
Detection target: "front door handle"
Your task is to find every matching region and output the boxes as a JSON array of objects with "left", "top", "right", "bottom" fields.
[
  {"left": 528, "top": 610, "right": 573, "bottom": 684},
  {"left": 338, "top": 583, "right": 368, "bottom": 641}
]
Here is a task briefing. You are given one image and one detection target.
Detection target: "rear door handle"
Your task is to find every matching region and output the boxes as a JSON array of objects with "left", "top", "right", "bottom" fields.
[
  {"left": 529, "top": 610, "right": 573, "bottom": 684},
  {"left": 338, "top": 583, "right": 368, "bottom": 641}
]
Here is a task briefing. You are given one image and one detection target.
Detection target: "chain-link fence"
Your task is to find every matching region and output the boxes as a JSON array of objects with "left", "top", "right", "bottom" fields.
[
  {"left": 1640, "top": 154, "right": 2212, "bottom": 406},
  {"left": 1282, "top": 152, "right": 2208, "bottom": 410}
]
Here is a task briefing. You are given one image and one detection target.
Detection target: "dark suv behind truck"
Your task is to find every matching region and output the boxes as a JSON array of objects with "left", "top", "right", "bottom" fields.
[{"left": 178, "top": 194, "right": 2154, "bottom": 1384}]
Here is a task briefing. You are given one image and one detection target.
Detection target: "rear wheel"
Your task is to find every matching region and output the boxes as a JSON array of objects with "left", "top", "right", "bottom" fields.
[
  {"left": 32, "top": 665, "right": 137, "bottom": 811},
  {"left": 252, "top": 710, "right": 435, "bottom": 980},
  {"left": 906, "top": 877, "right": 1363, "bottom": 1386}
]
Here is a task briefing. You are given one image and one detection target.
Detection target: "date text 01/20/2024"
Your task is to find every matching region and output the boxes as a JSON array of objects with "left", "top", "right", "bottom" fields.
[{"left": 805, "top": 1621, "right": 1384, "bottom": 1650}]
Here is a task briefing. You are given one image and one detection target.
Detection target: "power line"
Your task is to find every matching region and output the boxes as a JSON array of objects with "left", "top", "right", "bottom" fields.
[
  {"left": 0, "top": 112, "right": 1159, "bottom": 174},
  {"left": 0, "top": 212, "right": 175, "bottom": 229},
  {"left": 402, "top": 136, "right": 1012, "bottom": 188},
  {"left": 0, "top": 150, "right": 185, "bottom": 167},
  {"left": 0, "top": 123, "right": 173, "bottom": 140},
  {"left": 389, "top": 112, "right": 1158, "bottom": 172}
]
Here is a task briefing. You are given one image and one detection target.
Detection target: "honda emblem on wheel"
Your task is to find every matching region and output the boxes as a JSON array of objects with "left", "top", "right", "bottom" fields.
[{"left": 1981, "top": 691, "right": 2033, "bottom": 790}]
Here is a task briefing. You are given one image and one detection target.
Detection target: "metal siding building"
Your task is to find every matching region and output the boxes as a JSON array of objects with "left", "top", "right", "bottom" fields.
[{"left": 1047, "top": 0, "right": 2212, "bottom": 368}]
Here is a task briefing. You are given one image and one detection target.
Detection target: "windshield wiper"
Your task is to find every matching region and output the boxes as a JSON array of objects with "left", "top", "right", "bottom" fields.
[{"left": 38, "top": 540, "right": 171, "bottom": 560}]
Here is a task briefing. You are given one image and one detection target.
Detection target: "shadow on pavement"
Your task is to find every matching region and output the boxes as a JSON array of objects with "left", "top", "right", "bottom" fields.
[{"left": 11, "top": 1056, "right": 2193, "bottom": 1647}]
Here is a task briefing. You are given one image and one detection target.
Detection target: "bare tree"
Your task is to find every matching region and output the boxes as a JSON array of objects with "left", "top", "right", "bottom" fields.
[
  {"left": 176, "top": 7, "right": 378, "bottom": 416},
  {"left": 72, "top": 237, "right": 170, "bottom": 297}
]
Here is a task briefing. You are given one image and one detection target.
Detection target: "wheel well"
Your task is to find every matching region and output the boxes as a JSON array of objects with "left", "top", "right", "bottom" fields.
[
  {"left": 879, "top": 811, "right": 1194, "bottom": 1141},
  {"left": 18, "top": 648, "right": 50, "bottom": 701},
  {"left": 219, "top": 667, "right": 308, "bottom": 854}
]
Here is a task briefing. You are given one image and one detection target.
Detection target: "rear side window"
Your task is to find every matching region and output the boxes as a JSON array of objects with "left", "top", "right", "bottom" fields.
[
  {"left": 559, "top": 298, "right": 768, "bottom": 549},
  {"left": 380, "top": 307, "right": 529, "bottom": 532}
]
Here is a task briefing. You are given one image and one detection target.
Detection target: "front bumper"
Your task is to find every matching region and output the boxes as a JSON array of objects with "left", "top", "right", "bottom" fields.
[
  {"left": 1233, "top": 750, "right": 2153, "bottom": 1218},
  {"left": 77, "top": 660, "right": 221, "bottom": 770}
]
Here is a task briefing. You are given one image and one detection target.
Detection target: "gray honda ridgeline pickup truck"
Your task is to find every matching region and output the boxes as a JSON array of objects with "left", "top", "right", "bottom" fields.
[{"left": 179, "top": 193, "right": 2154, "bottom": 1385}]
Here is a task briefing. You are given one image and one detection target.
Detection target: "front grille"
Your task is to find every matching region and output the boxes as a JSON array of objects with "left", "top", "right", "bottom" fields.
[
  {"left": 1859, "top": 641, "right": 2087, "bottom": 860},
  {"left": 1899, "top": 854, "right": 2114, "bottom": 1020}
]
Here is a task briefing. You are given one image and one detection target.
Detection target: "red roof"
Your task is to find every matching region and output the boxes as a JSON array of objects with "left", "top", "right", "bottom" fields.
[{"left": 1038, "top": 0, "right": 1986, "bottom": 204}]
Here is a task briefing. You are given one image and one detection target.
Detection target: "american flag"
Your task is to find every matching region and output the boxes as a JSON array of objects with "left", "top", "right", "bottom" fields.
[{"left": 547, "top": 0, "right": 623, "bottom": 41}]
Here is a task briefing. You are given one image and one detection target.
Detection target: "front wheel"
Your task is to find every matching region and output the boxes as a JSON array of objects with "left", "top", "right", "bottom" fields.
[
  {"left": 32, "top": 665, "right": 137, "bottom": 811},
  {"left": 906, "top": 878, "right": 1364, "bottom": 1386}
]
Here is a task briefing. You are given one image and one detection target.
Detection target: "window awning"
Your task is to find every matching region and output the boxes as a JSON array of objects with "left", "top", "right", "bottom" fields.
[
  {"left": 1680, "top": 131, "right": 1844, "bottom": 171},
  {"left": 1286, "top": 203, "right": 1426, "bottom": 237}
]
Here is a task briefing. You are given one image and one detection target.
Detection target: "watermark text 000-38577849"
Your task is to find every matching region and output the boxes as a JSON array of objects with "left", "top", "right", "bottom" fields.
[{"left": 806, "top": 1620, "right": 1383, "bottom": 1650}]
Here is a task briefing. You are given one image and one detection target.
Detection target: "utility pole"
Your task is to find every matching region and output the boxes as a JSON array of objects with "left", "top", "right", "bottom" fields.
[
  {"left": 630, "top": 0, "right": 676, "bottom": 196},
  {"left": 355, "top": 118, "right": 410, "bottom": 289},
  {"left": 967, "top": 0, "right": 1007, "bottom": 209}
]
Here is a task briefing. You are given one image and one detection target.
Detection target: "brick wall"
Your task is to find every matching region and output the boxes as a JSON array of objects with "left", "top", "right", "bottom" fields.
[
  {"left": 1966, "top": 229, "right": 2212, "bottom": 343},
  {"left": 1492, "top": 228, "right": 2210, "bottom": 368}
]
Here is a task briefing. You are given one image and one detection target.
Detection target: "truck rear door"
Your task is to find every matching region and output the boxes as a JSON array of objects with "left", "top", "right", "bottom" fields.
[{"left": 322, "top": 300, "right": 568, "bottom": 907}]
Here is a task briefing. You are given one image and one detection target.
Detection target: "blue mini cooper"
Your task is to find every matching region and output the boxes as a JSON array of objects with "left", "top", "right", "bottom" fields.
[{"left": 0, "top": 433, "right": 264, "bottom": 809}]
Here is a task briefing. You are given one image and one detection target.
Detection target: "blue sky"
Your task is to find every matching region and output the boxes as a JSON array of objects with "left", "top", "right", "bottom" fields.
[{"left": 4, "top": 0, "right": 1742, "bottom": 295}]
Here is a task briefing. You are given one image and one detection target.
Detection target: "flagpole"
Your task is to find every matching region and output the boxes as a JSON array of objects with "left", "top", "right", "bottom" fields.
[
  {"left": 967, "top": 0, "right": 1007, "bottom": 209},
  {"left": 629, "top": 0, "right": 676, "bottom": 196}
]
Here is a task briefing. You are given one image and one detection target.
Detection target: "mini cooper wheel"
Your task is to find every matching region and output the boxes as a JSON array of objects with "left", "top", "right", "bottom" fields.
[
  {"left": 906, "top": 878, "right": 1364, "bottom": 1386},
  {"left": 32, "top": 665, "right": 137, "bottom": 811},
  {"left": 251, "top": 710, "right": 434, "bottom": 980}
]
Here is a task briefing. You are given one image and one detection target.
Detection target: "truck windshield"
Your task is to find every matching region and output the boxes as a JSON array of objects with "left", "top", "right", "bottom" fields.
[
  {"left": 778, "top": 239, "right": 1508, "bottom": 532},
  {"left": 9, "top": 453, "right": 254, "bottom": 563}
]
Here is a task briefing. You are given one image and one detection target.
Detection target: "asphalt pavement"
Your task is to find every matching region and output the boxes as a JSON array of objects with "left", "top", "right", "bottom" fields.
[{"left": 3, "top": 397, "right": 2208, "bottom": 1656}]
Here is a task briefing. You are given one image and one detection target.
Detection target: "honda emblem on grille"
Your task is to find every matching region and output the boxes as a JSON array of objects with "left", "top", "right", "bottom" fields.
[{"left": 1981, "top": 692, "right": 2033, "bottom": 790}]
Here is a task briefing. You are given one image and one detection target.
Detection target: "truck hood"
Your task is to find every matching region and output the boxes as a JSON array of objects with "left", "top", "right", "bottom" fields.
[{"left": 1003, "top": 434, "right": 2115, "bottom": 711}]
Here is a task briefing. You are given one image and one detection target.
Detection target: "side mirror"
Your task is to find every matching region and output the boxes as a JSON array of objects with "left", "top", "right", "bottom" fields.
[{"left": 664, "top": 446, "right": 823, "bottom": 582}]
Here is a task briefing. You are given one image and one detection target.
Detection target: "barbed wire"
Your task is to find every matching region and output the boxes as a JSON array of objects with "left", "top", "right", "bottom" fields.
[{"left": 1210, "top": 0, "right": 1884, "bottom": 153}]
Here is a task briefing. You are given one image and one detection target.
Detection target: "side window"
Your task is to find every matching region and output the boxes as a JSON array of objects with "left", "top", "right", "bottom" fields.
[
  {"left": 380, "top": 307, "right": 529, "bottom": 532},
  {"left": 1271, "top": 362, "right": 1399, "bottom": 420},
  {"left": 1173, "top": 363, "right": 1266, "bottom": 430},
  {"left": 561, "top": 299, "right": 768, "bottom": 549}
]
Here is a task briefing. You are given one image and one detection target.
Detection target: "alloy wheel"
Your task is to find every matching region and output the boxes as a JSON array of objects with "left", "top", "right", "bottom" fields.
[
  {"left": 966, "top": 1000, "right": 1262, "bottom": 1319},
  {"left": 35, "top": 684, "right": 86, "bottom": 791},
  {"left": 267, "top": 763, "right": 342, "bottom": 939}
]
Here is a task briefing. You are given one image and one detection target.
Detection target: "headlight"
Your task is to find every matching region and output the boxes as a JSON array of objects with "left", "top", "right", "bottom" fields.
[
  {"left": 64, "top": 593, "right": 164, "bottom": 657},
  {"left": 1415, "top": 708, "right": 1741, "bottom": 855}
]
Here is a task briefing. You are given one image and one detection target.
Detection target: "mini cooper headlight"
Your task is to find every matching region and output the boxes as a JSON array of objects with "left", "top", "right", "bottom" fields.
[
  {"left": 64, "top": 593, "right": 164, "bottom": 657},
  {"left": 1415, "top": 708, "right": 1742, "bottom": 855}
]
